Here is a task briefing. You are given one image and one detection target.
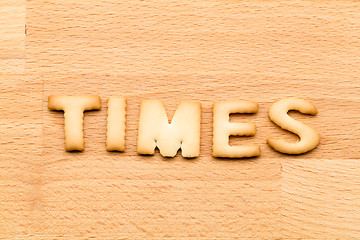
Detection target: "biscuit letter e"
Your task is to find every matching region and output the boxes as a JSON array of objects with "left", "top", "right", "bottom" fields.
[
  {"left": 48, "top": 95, "right": 101, "bottom": 151},
  {"left": 137, "top": 100, "right": 201, "bottom": 158},
  {"left": 212, "top": 101, "right": 260, "bottom": 158}
]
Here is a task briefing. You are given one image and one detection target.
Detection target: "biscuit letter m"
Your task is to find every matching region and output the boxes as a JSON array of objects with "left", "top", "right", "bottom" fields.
[{"left": 137, "top": 100, "right": 201, "bottom": 158}]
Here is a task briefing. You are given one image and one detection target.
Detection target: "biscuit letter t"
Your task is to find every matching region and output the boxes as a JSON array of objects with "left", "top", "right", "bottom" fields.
[{"left": 48, "top": 95, "right": 101, "bottom": 151}]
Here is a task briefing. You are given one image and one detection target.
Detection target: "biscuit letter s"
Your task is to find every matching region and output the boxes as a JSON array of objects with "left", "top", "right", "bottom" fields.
[
  {"left": 267, "top": 97, "right": 319, "bottom": 154},
  {"left": 137, "top": 100, "right": 201, "bottom": 158},
  {"left": 48, "top": 95, "right": 101, "bottom": 151}
]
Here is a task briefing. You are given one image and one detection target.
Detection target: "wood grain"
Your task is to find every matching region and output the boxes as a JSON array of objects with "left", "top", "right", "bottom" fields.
[
  {"left": 281, "top": 159, "right": 360, "bottom": 238},
  {"left": 0, "top": 0, "right": 359, "bottom": 238},
  {"left": 0, "top": 0, "right": 24, "bottom": 74}
]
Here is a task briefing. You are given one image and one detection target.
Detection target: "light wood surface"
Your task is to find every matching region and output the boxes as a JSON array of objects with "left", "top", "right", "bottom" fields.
[{"left": 1, "top": 0, "right": 360, "bottom": 238}]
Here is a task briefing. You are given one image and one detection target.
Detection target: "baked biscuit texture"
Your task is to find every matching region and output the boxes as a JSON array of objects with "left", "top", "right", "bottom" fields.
[
  {"left": 212, "top": 101, "right": 260, "bottom": 158},
  {"left": 137, "top": 100, "right": 201, "bottom": 158},
  {"left": 267, "top": 97, "right": 319, "bottom": 154},
  {"left": 48, "top": 95, "right": 101, "bottom": 151},
  {"left": 106, "top": 97, "right": 126, "bottom": 151}
]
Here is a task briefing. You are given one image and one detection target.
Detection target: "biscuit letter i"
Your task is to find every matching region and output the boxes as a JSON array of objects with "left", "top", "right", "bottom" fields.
[{"left": 106, "top": 97, "right": 126, "bottom": 151}]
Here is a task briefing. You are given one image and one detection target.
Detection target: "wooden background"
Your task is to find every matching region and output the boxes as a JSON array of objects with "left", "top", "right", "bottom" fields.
[{"left": 1, "top": 0, "right": 360, "bottom": 238}]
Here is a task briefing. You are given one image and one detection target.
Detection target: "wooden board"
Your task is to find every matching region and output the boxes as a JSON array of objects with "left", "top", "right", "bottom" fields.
[{"left": 1, "top": 0, "right": 359, "bottom": 238}]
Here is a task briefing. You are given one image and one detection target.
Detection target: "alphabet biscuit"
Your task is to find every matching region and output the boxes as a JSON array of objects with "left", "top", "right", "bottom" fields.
[
  {"left": 137, "top": 100, "right": 201, "bottom": 158},
  {"left": 48, "top": 95, "right": 101, "bottom": 151},
  {"left": 106, "top": 97, "right": 126, "bottom": 151},
  {"left": 267, "top": 97, "right": 320, "bottom": 154},
  {"left": 212, "top": 101, "right": 260, "bottom": 158}
]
